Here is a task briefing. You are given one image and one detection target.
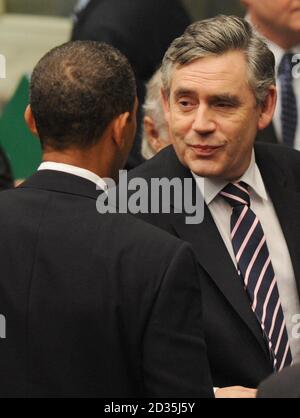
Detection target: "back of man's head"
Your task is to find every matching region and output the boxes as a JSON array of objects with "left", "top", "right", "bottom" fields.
[{"left": 30, "top": 41, "right": 136, "bottom": 150}]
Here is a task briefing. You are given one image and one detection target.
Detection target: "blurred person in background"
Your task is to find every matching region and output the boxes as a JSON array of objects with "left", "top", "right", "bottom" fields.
[
  {"left": 242, "top": 0, "right": 300, "bottom": 149},
  {"left": 141, "top": 68, "right": 172, "bottom": 160},
  {"left": 71, "top": 0, "right": 191, "bottom": 169},
  {"left": 0, "top": 146, "right": 13, "bottom": 191}
]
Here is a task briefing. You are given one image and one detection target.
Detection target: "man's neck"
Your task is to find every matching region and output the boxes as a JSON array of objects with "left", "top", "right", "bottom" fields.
[{"left": 42, "top": 146, "right": 116, "bottom": 181}]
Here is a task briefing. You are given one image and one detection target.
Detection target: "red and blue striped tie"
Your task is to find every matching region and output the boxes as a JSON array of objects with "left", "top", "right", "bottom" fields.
[{"left": 220, "top": 182, "right": 292, "bottom": 371}]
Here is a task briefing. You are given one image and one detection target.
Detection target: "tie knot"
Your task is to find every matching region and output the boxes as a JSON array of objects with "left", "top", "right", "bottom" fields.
[
  {"left": 278, "top": 53, "right": 296, "bottom": 78},
  {"left": 220, "top": 182, "right": 250, "bottom": 207}
]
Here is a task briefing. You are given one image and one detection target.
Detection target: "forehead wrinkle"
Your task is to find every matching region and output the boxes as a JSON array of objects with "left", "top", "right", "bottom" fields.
[
  {"left": 173, "top": 75, "right": 244, "bottom": 94},
  {"left": 181, "top": 67, "right": 234, "bottom": 76},
  {"left": 173, "top": 52, "right": 249, "bottom": 85},
  {"left": 174, "top": 68, "right": 242, "bottom": 87},
  {"left": 170, "top": 53, "right": 250, "bottom": 97}
]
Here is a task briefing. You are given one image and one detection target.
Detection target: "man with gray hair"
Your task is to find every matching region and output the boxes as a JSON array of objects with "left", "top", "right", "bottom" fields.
[
  {"left": 129, "top": 15, "right": 300, "bottom": 397},
  {"left": 141, "top": 68, "right": 171, "bottom": 160}
]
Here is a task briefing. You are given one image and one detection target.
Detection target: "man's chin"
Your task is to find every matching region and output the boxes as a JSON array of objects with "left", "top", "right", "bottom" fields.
[{"left": 187, "top": 159, "right": 223, "bottom": 178}]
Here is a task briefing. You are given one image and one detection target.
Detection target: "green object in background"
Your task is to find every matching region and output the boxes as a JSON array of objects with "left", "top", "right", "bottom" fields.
[{"left": 0, "top": 74, "right": 42, "bottom": 180}]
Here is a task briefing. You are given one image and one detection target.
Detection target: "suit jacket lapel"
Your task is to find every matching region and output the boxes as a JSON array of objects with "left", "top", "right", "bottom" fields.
[
  {"left": 163, "top": 147, "right": 270, "bottom": 357},
  {"left": 172, "top": 205, "right": 270, "bottom": 357},
  {"left": 256, "top": 145, "right": 300, "bottom": 297}
]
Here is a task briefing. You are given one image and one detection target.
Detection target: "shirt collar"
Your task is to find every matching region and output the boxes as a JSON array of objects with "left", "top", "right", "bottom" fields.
[
  {"left": 38, "top": 162, "right": 108, "bottom": 191},
  {"left": 192, "top": 150, "right": 268, "bottom": 205}
]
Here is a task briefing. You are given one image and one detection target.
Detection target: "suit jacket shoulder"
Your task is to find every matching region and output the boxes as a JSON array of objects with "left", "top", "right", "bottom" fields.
[
  {"left": 129, "top": 145, "right": 187, "bottom": 180},
  {"left": 255, "top": 142, "right": 300, "bottom": 191}
]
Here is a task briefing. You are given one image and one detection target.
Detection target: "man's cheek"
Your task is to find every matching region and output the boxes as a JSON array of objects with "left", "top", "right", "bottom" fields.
[{"left": 171, "top": 127, "right": 185, "bottom": 143}]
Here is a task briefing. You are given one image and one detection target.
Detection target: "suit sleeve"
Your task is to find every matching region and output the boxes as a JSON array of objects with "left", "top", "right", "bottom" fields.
[{"left": 142, "top": 242, "right": 214, "bottom": 398}]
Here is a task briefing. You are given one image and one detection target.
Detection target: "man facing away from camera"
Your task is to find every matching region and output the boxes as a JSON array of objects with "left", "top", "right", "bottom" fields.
[
  {"left": 0, "top": 41, "right": 213, "bottom": 397},
  {"left": 128, "top": 16, "right": 300, "bottom": 398}
]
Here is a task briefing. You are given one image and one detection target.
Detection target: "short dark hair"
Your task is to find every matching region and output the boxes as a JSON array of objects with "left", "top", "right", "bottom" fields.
[{"left": 30, "top": 41, "right": 136, "bottom": 150}]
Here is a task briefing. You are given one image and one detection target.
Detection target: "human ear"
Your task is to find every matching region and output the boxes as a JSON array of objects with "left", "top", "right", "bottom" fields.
[
  {"left": 112, "top": 112, "right": 131, "bottom": 148},
  {"left": 24, "top": 105, "right": 39, "bottom": 136},
  {"left": 257, "top": 86, "right": 277, "bottom": 131}
]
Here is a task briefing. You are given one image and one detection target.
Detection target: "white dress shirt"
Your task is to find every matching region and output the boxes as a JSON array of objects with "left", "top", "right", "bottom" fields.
[
  {"left": 265, "top": 40, "right": 300, "bottom": 150},
  {"left": 38, "top": 162, "right": 108, "bottom": 192},
  {"left": 193, "top": 152, "right": 300, "bottom": 364}
]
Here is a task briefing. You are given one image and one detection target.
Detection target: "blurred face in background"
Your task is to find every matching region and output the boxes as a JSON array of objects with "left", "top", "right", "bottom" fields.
[
  {"left": 141, "top": 69, "right": 172, "bottom": 160},
  {"left": 243, "top": 0, "right": 300, "bottom": 48},
  {"left": 143, "top": 114, "right": 171, "bottom": 157}
]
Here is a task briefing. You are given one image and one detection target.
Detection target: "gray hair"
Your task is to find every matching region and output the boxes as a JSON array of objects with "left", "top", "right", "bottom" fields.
[
  {"left": 141, "top": 68, "right": 169, "bottom": 160},
  {"left": 161, "top": 15, "right": 275, "bottom": 105}
]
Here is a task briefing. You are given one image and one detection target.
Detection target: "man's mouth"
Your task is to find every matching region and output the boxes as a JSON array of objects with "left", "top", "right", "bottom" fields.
[{"left": 189, "top": 144, "right": 224, "bottom": 156}]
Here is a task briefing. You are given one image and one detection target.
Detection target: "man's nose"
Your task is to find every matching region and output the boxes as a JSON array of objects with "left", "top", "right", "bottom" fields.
[{"left": 192, "top": 104, "right": 216, "bottom": 135}]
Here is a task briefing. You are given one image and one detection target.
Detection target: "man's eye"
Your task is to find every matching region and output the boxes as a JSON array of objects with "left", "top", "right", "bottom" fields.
[
  {"left": 178, "top": 100, "right": 195, "bottom": 108},
  {"left": 216, "top": 102, "right": 234, "bottom": 108}
]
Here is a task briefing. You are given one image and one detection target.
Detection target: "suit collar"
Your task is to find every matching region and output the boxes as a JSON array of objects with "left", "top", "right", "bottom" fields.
[
  {"left": 19, "top": 170, "right": 104, "bottom": 200},
  {"left": 256, "top": 124, "right": 278, "bottom": 145},
  {"left": 171, "top": 204, "right": 270, "bottom": 358},
  {"left": 192, "top": 150, "right": 268, "bottom": 205},
  {"left": 255, "top": 144, "right": 300, "bottom": 296},
  {"left": 147, "top": 144, "right": 300, "bottom": 357},
  {"left": 158, "top": 146, "right": 278, "bottom": 358},
  {"left": 254, "top": 144, "right": 287, "bottom": 188},
  {"left": 38, "top": 162, "right": 108, "bottom": 192}
]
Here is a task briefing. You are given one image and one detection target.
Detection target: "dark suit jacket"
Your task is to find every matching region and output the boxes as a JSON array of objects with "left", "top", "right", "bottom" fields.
[
  {"left": 0, "top": 170, "right": 213, "bottom": 398},
  {"left": 258, "top": 365, "right": 300, "bottom": 398},
  {"left": 128, "top": 143, "right": 300, "bottom": 388},
  {"left": 71, "top": 0, "right": 191, "bottom": 169},
  {"left": 0, "top": 146, "right": 13, "bottom": 191},
  {"left": 256, "top": 123, "right": 278, "bottom": 145}
]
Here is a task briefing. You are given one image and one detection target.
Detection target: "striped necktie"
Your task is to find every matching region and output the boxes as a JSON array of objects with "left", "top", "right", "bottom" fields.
[
  {"left": 220, "top": 182, "right": 292, "bottom": 371},
  {"left": 278, "top": 53, "right": 298, "bottom": 148}
]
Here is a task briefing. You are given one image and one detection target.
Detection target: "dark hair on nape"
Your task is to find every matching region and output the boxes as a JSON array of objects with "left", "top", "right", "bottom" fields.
[{"left": 30, "top": 41, "right": 136, "bottom": 150}]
